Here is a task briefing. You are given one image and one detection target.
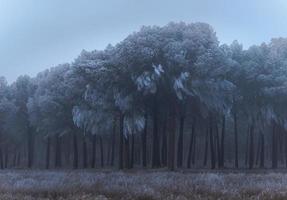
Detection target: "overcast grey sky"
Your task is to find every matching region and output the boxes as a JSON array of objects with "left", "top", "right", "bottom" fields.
[{"left": 1, "top": 0, "right": 287, "bottom": 82}]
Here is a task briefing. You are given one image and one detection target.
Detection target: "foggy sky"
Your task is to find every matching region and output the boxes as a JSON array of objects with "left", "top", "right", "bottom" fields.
[{"left": 1, "top": 0, "right": 287, "bottom": 82}]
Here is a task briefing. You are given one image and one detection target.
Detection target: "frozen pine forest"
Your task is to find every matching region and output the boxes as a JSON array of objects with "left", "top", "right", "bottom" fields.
[{"left": 1, "top": 22, "right": 287, "bottom": 171}]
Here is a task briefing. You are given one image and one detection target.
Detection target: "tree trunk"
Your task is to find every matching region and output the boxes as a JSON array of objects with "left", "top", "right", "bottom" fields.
[
  {"left": 27, "top": 130, "right": 34, "bottom": 168},
  {"left": 124, "top": 135, "right": 130, "bottom": 169},
  {"left": 55, "top": 136, "right": 62, "bottom": 168},
  {"left": 272, "top": 121, "right": 278, "bottom": 169},
  {"left": 249, "top": 122, "right": 254, "bottom": 169},
  {"left": 187, "top": 118, "right": 196, "bottom": 168},
  {"left": 191, "top": 125, "right": 197, "bottom": 165},
  {"left": 260, "top": 132, "right": 265, "bottom": 168},
  {"left": 245, "top": 126, "right": 250, "bottom": 167},
  {"left": 233, "top": 110, "right": 239, "bottom": 168},
  {"left": 91, "top": 134, "right": 96, "bottom": 168},
  {"left": 73, "top": 133, "right": 78, "bottom": 169},
  {"left": 203, "top": 127, "right": 209, "bottom": 167},
  {"left": 16, "top": 152, "right": 20, "bottom": 168},
  {"left": 215, "top": 123, "right": 221, "bottom": 168},
  {"left": 220, "top": 115, "right": 225, "bottom": 168},
  {"left": 100, "top": 136, "right": 104, "bottom": 168},
  {"left": 177, "top": 115, "right": 185, "bottom": 168},
  {"left": 152, "top": 98, "right": 160, "bottom": 168},
  {"left": 167, "top": 109, "right": 176, "bottom": 170},
  {"left": 119, "top": 113, "right": 124, "bottom": 169},
  {"left": 209, "top": 115, "right": 216, "bottom": 169},
  {"left": 161, "top": 116, "right": 167, "bottom": 167},
  {"left": 111, "top": 118, "right": 116, "bottom": 166},
  {"left": 83, "top": 136, "right": 88, "bottom": 168},
  {"left": 46, "top": 137, "right": 50, "bottom": 169},
  {"left": 130, "top": 134, "right": 134, "bottom": 168},
  {"left": 142, "top": 113, "right": 147, "bottom": 167},
  {"left": 4, "top": 152, "right": 8, "bottom": 168},
  {"left": 255, "top": 134, "right": 261, "bottom": 166}
]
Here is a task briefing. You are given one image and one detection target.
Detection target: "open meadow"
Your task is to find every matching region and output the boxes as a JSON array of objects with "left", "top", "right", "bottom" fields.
[{"left": 0, "top": 170, "right": 285, "bottom": 199}]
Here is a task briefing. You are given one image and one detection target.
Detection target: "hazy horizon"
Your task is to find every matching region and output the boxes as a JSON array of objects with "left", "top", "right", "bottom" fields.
[{"left": 1, "top": 0, "right": 287, "bottom": 82}]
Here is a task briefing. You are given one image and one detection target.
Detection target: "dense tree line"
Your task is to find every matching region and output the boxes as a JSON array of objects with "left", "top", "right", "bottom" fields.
[{"left": 1, "top": 22, "right": 287, "bottom": 170}]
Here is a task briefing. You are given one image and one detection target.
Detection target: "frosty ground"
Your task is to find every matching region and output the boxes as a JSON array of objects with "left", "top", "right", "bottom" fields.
[{"left": 0, "top": 170, "right": 286, "bottom": 199}]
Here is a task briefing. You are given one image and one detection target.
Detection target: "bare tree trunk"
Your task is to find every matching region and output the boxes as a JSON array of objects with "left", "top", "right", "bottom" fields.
[
  {"left": 249, "top": 122, "right": 254, "bottom": 169},
  {"left": 255, "top": 134, "right": 261, "bottom": 166},
  {"left": 209, "top": 115, "right": 216, "bottom": 169},
  {"left": 4, "top": 152, "right": 8, "bottom": 168},
  {"left": 46, "top": 137, "right": 50, "bottom": 169},
  {"left": 167, "top": 109, "right": 176, "bottom": 171},
  {"left": 130, "top": 134, "right": 134, "bottom": 168},
  {"left": 272, "top": 121, "right": 278, "bottom": 169},
  {"left": 233, "top": 110, "right": 239, "bottom": 168},
  {"left": 260, "top": 132, "right": 265, "bottom": 168},
  {"left": 110, "top": 118, "right": 116, "bottom": 166},
  {"left": 245, "top": 126, "right": 249, "bottom": 167},
  {"left": 161, "top": 116, "right": 167, "bottom": 167},
  {"left": 203, "top": 127, "right": 209, "bottom": 167},
  {"left": 124, "top": 135, "right": 130, "bottom": 169},
  {"left": 119, "top": 113, "right": 124, "bottom": 169},
  {"left": 73, "top": 133, "right": 78, "bottom": 169},
  {"left": 152, "top": 97, "right": 160, "bottom": 168},
  {"left": 55, "top": 136, "right": 62, "bottom": 168},
  {"left": 83, "top": 136, "right": 88, "bottom": 168},
  {"left": 220, "top": 115, "right": 225, "bottom": 168},
  {"left": 91, "top": 134, "right": 96, "bottom": 168},
  {"left": 27, "top": 130, "right": 34, "bottom": 168},
  {"left": 142, "top": 113, "right": 147, "bottom": 167},
  {"left": 215, "top": 123, "right": 221, "bottom": 168},
  {"left": 187, "top": 118, "right": 196, "bottom": 168},
  {"left": 100, "top": 136, "right": 104, "bottom": 168},
  {"left": 177, "top": 115, "right": 185, "bottom": 168}
]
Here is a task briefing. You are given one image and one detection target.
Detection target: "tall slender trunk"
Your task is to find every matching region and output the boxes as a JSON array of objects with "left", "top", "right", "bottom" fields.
[
  {"left": 209, "top": 115, "right": 215, "bottom": 169},
  {"left": 203, "top": 127, "right": 209, "bottom": 167},
  {"left": 4, "top": 152, "right": 8, "bottom": 168},
  {"left": 245, "top": 126, "right": 250, "bottom": 167},
  {"left": 192, "top": 125, "right": 197, "bottom": 165},
  {"left": 249, "top": 122, "right": 254, "bottom": 169},
  {"left": 215, "top": 123, "right": 221, "bottom": 168},
  {"left": 16, "top": 152, "right": 20, "bottom": 167},
  {"left": 0, "top": 132, "right": 3, "bottom": 169},
  {"left": 272, "top": 121, "right": 278, "bottom": 169},
  {"left": 260, "top": 132, "right": 265, "bottom": 168},
  {"left": 13, "top": 152, "right": 16, "bottom": 167},
  {"left": 187, "top": 118, "right": 196, "bottom": 168},
  {"left": 161, "top": 116, "right": 167, "bottom": 166},
  {"left": 167, "top": 108, "right": 176, "bottom": 170},
  {"left": 27, "top": 130, "right": 34, "bottom": 168},
  {"left": 220, "top": 115, "right": 225, "bottom": 168},
  {"left": 46, "top": 137, "right": 50, "bottom": 169},
  {"left": 177, "top": 115, "right": 185, "bottom": 168},
  {"left": 73, "top": 133, "right": 78, "bottom": 169},
  {"left": 111, "top": 118, "right": 116, "bottom": 166},
  {"left": 130, "top": 134, "right": 134, "bottom": 168},
  {"left": 100, "top": 136, "right": 104, "bottom": 168},
  {"left": 152, "top": 97, "right": 160, "bottom": 168},
  {"left": 83, "top": 136, "right": 87, "bottom": 168},
  {"left": 124, "top": 135, "right": 130, "bottom": 169},
  {"left": 55, "top": 136, "right": 62, "bottom": 168},
  {"left": 91, "top": 134, "right": 96, "bottom": 168},
  {"left": 255, "top": 134, "right": 261, "bottom": 166},
  {"left": 119, "top": 113, "right": 124, "bottom": 169},
  {"left": 142, "top": 113, "right": 147, "bottom": 167},
  {"left": 233, "top": 110, "right": 239, "bottom": 168}
]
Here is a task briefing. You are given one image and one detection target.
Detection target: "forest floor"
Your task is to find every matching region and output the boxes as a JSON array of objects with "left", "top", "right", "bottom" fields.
[{"left": 0, "top": 169, "right": 286, "bottom": 199}]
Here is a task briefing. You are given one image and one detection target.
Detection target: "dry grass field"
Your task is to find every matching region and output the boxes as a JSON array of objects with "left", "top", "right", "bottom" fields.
[{"left": 0, "top": 170, "right": 286, "bottom": 199}]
